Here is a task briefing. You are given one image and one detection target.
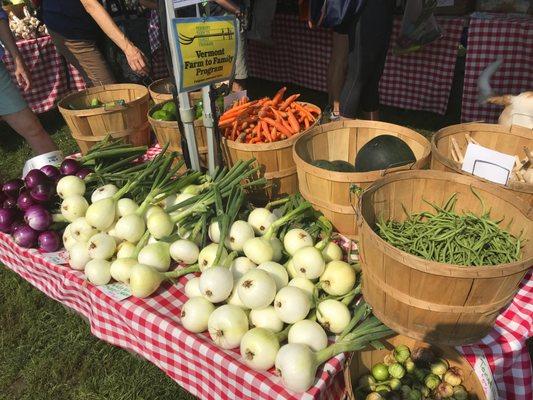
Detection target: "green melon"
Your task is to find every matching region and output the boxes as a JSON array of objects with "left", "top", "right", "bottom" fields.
[
  {"left": 312, "top": 159, "right": 336, "bottom": 171},
  {"left": 331, "top": 160, "right": 356, "bottom": 172},
  {"left": 354, "top": 135, "right": 416, "bottom": 172}
]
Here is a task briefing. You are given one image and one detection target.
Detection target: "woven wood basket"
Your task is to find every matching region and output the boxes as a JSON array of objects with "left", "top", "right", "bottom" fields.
[
  {"left": 431, "top": 123, "right": 533, "bottom": 206},
  {"left": 148, "top": 78, "right": 202, "bottom": 106},
  {"left": 58, "top": 84, "right": 150, "bottom": 155},
  {"left": 344, "top": 335, "right": 486, "bottom": 400},
  {"left": 293, "top": 120, "right": 431, "bottom": 238},
  {"left": 357, "top": 169, "right": 532, "bottom": 345}
]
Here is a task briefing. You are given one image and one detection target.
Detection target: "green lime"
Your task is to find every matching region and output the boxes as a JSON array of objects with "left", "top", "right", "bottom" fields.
[
  {"left": 152, "top": 110, "right": 174, "bottom": 121},
  {"left": 162, "top": 101, "right": 177, "bottom": 115},
  {"left": 90, "top": 98, "right": 102, "bottom": 107}
]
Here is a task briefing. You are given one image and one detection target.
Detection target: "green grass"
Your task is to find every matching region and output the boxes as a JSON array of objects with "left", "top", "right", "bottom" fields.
[{"left": 0, "top": 78, "right": 454, "bottom": 400}]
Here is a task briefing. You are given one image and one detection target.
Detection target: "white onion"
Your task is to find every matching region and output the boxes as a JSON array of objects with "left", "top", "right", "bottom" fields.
[
  {"left": 286, "top": 259, "right": 297, "bottom": 279},
  {"left": 208, "top": 220, "right": 221, "bottom": 243},
  {"left": 68, "top": 242, "right": 91, "bottom": 271},
  {"left": 109, "top": 257, "right": 137, "bottom": 283},
  {"left": 182, "top": 184, "right": 204, "bottom": 195},
  {"left": 247, "top": 208, "right": 277, "bottom": 236},
  {"left": 57, "top": 175, "right": 85, "bottom": 199},
  {"left": 91, "top": 184, "right": 118, "bottom": 203},
  {"left": 207, "top": 304, "right": 249, "bottom": 349},
  {"left": 240, "top": 327, "right": 280, "bottom": 371},
  {"left": 129, "top": 263, "right": 164, "bottom": 298},
  {"left": 170, "top": 239, "right": 199, "bottom": 265},
  {"left": 163, "top": 194, "right": 176, "bottom": 210},
  {"left": 114, "top": 214, "right": 146, "bottom": 243},
  {"left": 62, "top": 224, "right": 76, "bottom": 251},
  {"left": 61, "top": 195, "right": 89, "bottom": 222},
  {"left": 106, "top": 223, "right": 122, "bottom": 246},
  {"left": 275, "top": 343, "right": 317, "bottom": 393},
  {"left": 138, "top": 242, "right": 170, "bottom": 272},
  {"left": 85, "top": 198, "right": 116, "bottom": 230},
  {"left": 145, "top": 205, "right": 164, "bottom": 221},
  {"left": 184, "top": 277, "right": 202, "bottom": 298},
  {"left": 148, "top": 236, "right": 159, "bottom": 244},
  {"left": 257, "top": 261, "right": 288, "bottom": 291},
  {"left": 199, "top": 266, "right": 233, "bottom": 303},
  {"left": 316, "top": 299, "right": 351, "bottom": 334},
  {"left": 147, "top": 212, "right": 173, "bottom": 239},
  {"left": 227, "top": 288, "right": 249, "bottom": 309},
  {"left": 243, "top": 237, "right": 274, "bottom": 265},
  {"left": 116, "top": 241, "right": 136, "bottom": 259},
  {"left": 319, "top": 260, "right": 356, "bottom": 296},
  {"left": 237, "top": 269, "right": 276, "bottom": 309},
  {"left": 198, "top": 243, "right": 226, "bottom": 271},
  {"left": 116, "top": 198, "right": 139, "bottom": 217},
  {"left": 318, "top": 240, "right": 343, "bottom": 262},
  {"left": 181, "top": 297, "right": 215, "bottom": 333},
  {"left": 270, "top": 238, "right": 283, "bottom": 262},
  {"left": 69, "top": 217, "right": 96, "bottom": 242},
  {"left": 283, "top": 228, "right": 313, "bottom": 256},
  {"left": 249, "top": 306, "right": 284, "bottom": 333},
  {"left": 224, "top": 220, "right": 255, "bottom": 252},
  {"left": 293, "top": 247, "right": 325, "bottom": 279},
  {"left": 274, "top": 286, "right": 311, "bottom": 324},
  {"left": 84, "top": 259, "right": 112, "bottom": 285},
  {"left": 288, "top": 277, "right": 316, "bottom": 303},
  {"left": 288, "top": 320, "right": 328, "bottom": 352},
  {"left": 230, "top": 257, "right": 256, "bottom": 281},
  {"left": 87, "top": 232, "right": 116, "bottom": 260}
]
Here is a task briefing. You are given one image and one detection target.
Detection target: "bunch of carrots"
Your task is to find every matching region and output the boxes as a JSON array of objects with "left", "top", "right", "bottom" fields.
[{"left": 219, "top": 87, "right": 321, "bottom": 144}]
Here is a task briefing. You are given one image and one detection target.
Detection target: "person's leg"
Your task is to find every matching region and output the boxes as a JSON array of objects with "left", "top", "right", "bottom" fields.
[
  {"left": 0, "top": 63, "right": 56, "bottom": 155},
  {"left": 327, "top": 32, "right": 348, "bottom": 117},
  {"left": 339, "top": 18, "right": 363, "bottom": 119},
  {"left": 248, "top": 0, "right": 276, "bottom": 45},
  {"left": 233, "top": 29, "right": 248, "bottom": 92},
  {"left": 49, "top": 30, "right": 115, "bottom": 87}
]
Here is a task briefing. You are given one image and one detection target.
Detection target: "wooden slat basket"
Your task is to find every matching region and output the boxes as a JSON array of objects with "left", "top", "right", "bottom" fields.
[
  {"left": 148, "top": 78, "right": 203, "bottom": 105},
  {"left": 148, "top": 101, "right": 208, "bottom": 166},
  {"left": 221, "top": 102, "right": 321, "bottom": 202},
  {"left": 58, "top": 84, "right": 150, "bottom": 155},
  {"left": 357, "top": 169, "right": 532, "bottom": 345},
  {"left": 431, "top": 123, "right": 533, "bottom": 206},
  {"left": 293, "top": 120, "right": 431, "bottom": 238},
  {"left": 344, "top": 335, "right": 486, "bottom": 400}
]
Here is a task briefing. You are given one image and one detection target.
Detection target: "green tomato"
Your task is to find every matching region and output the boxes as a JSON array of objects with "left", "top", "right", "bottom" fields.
[
  {"left": 162, "top": 101, "right": 177, "bottom": 115},
  {"left": 453, "top": 385, "right": 469, "bottom": 400},
  {"left": 407, "top": 389, "right": 422, "bottom": 400},
  {"left": 389, "top": 378, "right": 401, "bottom": 391},
  {"left": 90, "top": 98, "right": 102, "bottom": 107},
  {"left": 371, "top": 363, "right": 390, "bottom": 381},
  {"left": 375, "top": 385, "right": 390, "bottom": 393},
  {"left": 388, "top": 363, "right": 406, "bottom": 379},
  {"left": 424, "top": 373, "right": 441, "bottom": 390},
  {"left": 412, "top": 368, "right": 427, "bottom": 382},
  {"left": 358, "top": 374, "right": 377, "bottom": 390},
  {"left": 404, "top": 358, "right": 415, "bottom": 373},
  {"left": 393, "top": 344, "right": 411, "bottom": 363},
  {"left": 365, "top": 393, "right": 382, "bottom": 400},
  {"left": 430, "top": 358, "right": 449, "bottom": 376}
]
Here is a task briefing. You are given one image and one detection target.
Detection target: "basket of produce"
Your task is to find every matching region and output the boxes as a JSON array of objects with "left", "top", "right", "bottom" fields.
[
  {"left": 220, "top": 88, "right": 321, "bottom": 201},
  {"left": 148, "top": 77, "right": 203, "bottom": 106},
  {"left": 431, "top": 123, "right": 533, "bottom": 205},
  {"left": 58, "top": 84, "right": 150, "bottom": 155},
  {"left": 358, "top": 169, "right": 532, "bottom": 345},
  {"left": 293, "top": 120, "right": 431, "bottom": 239},
  {"left": 147, "top": 100, "right": 208, "bottom": 166},
  {"left": 344, "top": 335, "right": 485, "bottom": 400}
]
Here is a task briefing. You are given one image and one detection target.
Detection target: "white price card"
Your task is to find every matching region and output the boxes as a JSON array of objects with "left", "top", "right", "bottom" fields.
[
  {"left": 462, "top": 143, "right": 515, "bottom": 185},
  {"left": 472, "top": 350, "right": 499, "bottom": 400},
  {"left": 173, "top": 0, "right": 204, "bottom": 9},
  {"left": 99, "top": 282, "right": 132, "bottom": 301},
  {"left": 30, "top": 249, "right": 69, "bottom": 265}
]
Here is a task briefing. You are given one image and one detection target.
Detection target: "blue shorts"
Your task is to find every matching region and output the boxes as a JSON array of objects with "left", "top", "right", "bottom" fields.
[{"left": 0, "top": 62, "right": 27, "bottom": 116}]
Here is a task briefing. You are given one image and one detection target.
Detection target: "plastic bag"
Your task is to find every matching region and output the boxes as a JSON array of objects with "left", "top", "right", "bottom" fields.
[{"left": 396, "top": 0, "right": 442, "bottom": 54}]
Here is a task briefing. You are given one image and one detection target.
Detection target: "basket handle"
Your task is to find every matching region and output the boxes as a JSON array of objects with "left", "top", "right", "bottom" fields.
[
  {"left": 380, "top": 160, "right": 417, "bottom": 177},
  {"left": 71, "top": 122, "right": 150, "bottom": 142}
]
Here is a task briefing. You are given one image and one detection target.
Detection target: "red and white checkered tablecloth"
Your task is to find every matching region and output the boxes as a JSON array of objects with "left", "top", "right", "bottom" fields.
[
  {"left": 247, "top": 14, "right": 464, "bottom": 115},
  {"left": 1, "top": 35, "right": 86, "bottom": 114},
  {"left": 461, "top": 13, "right": 533, "bottom": 123}
]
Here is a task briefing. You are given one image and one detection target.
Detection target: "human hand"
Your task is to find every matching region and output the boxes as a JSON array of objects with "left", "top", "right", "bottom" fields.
[
  {"left": 124, "top": 42, "right": 149, "bottom": 76},
  {"left": 14, "top": 57, "right": 31, "bottom": 91}
]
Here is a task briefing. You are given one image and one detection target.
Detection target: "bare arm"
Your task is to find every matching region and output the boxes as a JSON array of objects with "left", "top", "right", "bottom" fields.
[
  {"left": 213, "top": 0, "right": 241, "bottom": 15},
  {"left": 80, "top": 0, "right": 148, "bottom": 75},
  {"left": 0, "top": 19, "right": 31, "bottom": 89},
  {"left": 139, "top": 0, "right": 157, "bottom": 9}
]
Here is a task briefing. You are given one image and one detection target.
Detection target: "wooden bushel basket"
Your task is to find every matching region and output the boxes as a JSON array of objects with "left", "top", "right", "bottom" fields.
[
  {"left": 148, "top": 78, "right": 203, "bottom": 106},
  {"left": 58, "top": 84, "right": 150, "bottom": 155},
  {"left": 221, "top": 103, "right": 321, "bottom": 202},
  {"left": 357, "top": 170, "right": 532, "bottom": 345},
  {"left": 148, "top": 101, "right": 208, "bottom": 166},
  {"left": 344, "top": 335, "right": 486, "bottom": 400},
  {"left": 293, "top": 120, "right": 431, "bottom": 239},
  {"left": 431, "top": 123, "right": 533, "bottom": 206}
]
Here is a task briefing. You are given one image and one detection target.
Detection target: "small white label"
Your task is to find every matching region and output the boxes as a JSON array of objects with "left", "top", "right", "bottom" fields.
[
  {"left": 22, "top": 151, "right": 64, "bottom": 178},
  {"left": 462, "top": 143, "right": 516, "bottom": 185},
  {"left": 473, "top": 351, "right": 498, "bottom": 400},
  {"left": 99, "top": 282, "right": 132, "bottom": 301},
  {"left": 31, "top": 249, "right": 70, "bottom": 265}
]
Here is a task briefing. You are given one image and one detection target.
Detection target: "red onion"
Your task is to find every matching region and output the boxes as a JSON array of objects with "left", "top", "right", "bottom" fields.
[
  {"left": 0, "top": 207, "right": 17, "bottom": 232},
  {"left": 24, "top": 204, "right": 53, "bottom": 231},
  {"left": 17, "top": 191, "right": 36, "bottom": 210},
  {"left": 11, "top": 220, "right": 25, "bottom": 233},
  {"left": 0, "top": 191, "right": 6, "bottom": 204},
  {"left": 30, "top": 184, "right": 55, "bottom": 204},
  {"left": 2, "top": 178, "right": 24, "bottom": 198},
  {"left": 38, "top": 230, "right": 61, "bottom": 252},
  {"left": 13, "top": 224, "right": 38, "bottom": 248},
  {"left": 75, "top": 167, "right": 92, "bottom": 180},
  {"left": 24, "top": 169, "right": 49, "bottom": 190},
  {"left": 40, "top": 165, "right": 61, "bottom": 180},
  {"left": 3, "top": 197, "right": 17, "bottom": 209},
  {"left": 60, "top": 159, "right": 81, "bottom": 176}
]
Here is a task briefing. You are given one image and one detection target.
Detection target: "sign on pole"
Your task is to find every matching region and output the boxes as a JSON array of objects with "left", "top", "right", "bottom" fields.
[
  {"left": 171, "top": 16, "right": 237, "bottom": 93},
  {"left": 172, "top": 0, "right": 203, "bottom": 8}
]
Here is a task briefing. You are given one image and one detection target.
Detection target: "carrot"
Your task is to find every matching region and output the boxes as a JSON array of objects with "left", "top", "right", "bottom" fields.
[
  {"left": 281, "top": 118, "right": 293, "bottom": 132},
  {"left": 262, "top": 117, "right": 291, "bottom": 136},
  {"left": 286, "top": 110, "right": 301, "bottom": 133},
  {"left": 231, "top": 121, "right": 239, "bottom": 140},
  {"left": 270, "top": 127, "right": 277, "bottom": 141},
  {"left": 272, "top": 87, "right": 287, "bottom": 106},
  {"left": 293, "top": 102, "right": 314, "bottom": 120},
  {"left": 303, "top": 103, "right": 321, "bottom": 114},
  {"left": 303, "top": 117, "right": 310, "bottom": 130},
  {"left": 279, "top": 94, "right": 300, "bottom": 110},
  {"left": 261, "top": 121, "right": 272, "bottom": 142}
]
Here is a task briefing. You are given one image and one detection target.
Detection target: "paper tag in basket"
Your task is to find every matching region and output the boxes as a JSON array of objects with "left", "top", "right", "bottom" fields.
[
  {"left": 30, "top": 249, "right": 69, "bottom": 265},
  {"left": 472, "top": 350, "right": 498, "bottom": 400},
  {"left": 99, "top": 282, "right": 132, "bottom": 301},
  {"left": 22, "top": 151, "right": 64, "bottom": 178}
]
